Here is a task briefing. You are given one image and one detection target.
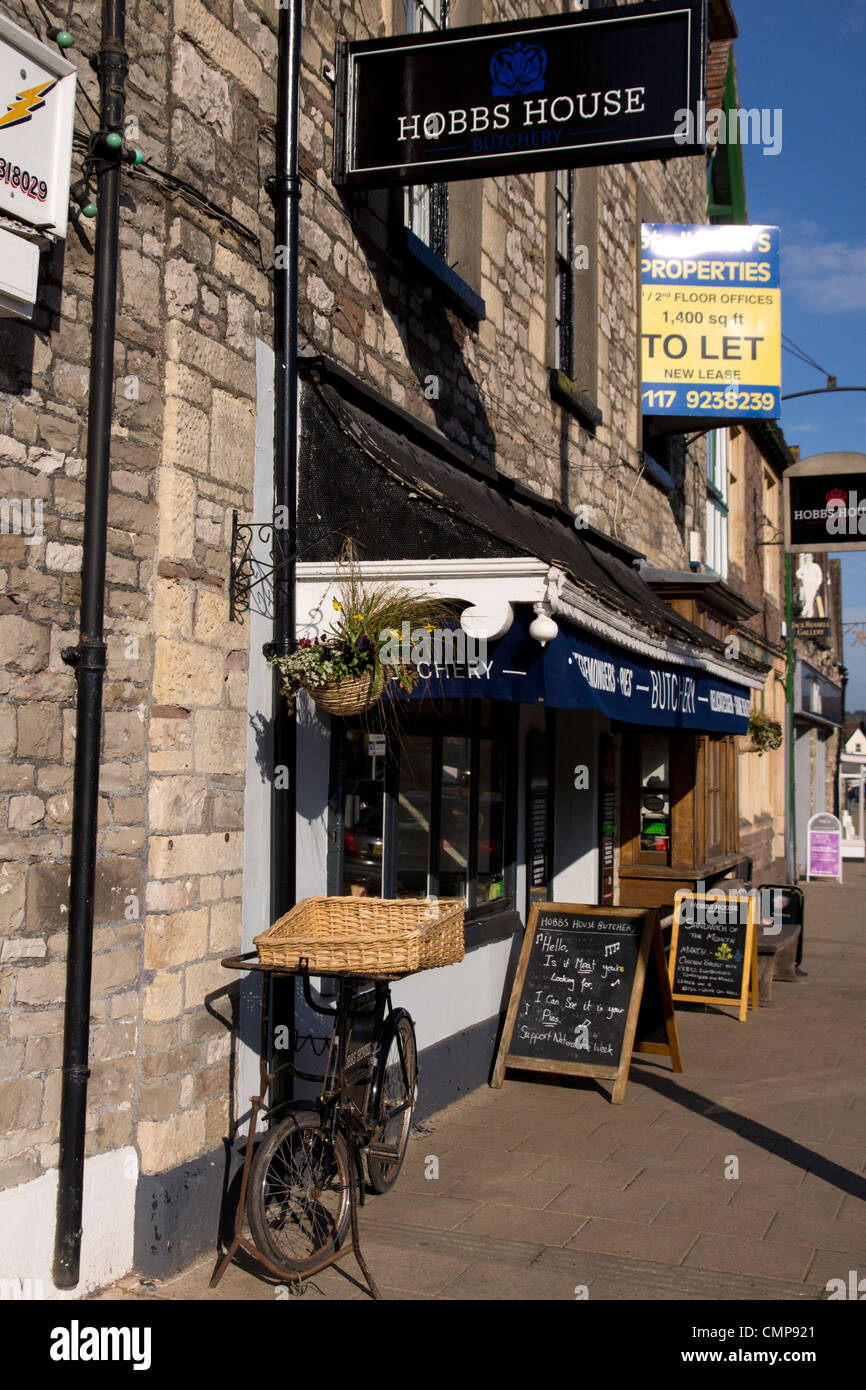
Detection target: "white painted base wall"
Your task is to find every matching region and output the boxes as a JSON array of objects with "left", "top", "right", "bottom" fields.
[
  {"left": 390, "top": 934, "right": 515, "bottom": 1053},
  {"left": 0, "top": 1146, "right": 137, "bottom": 1298}
]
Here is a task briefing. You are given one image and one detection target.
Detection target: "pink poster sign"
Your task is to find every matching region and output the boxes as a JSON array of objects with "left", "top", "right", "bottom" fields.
[{"left": 807, "top": 813, "right": 842, "bottom": 883}]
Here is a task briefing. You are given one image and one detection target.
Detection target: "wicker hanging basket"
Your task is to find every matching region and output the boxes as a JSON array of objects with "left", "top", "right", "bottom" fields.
[
  {"left": 254, "top": 896, "right": 466, "bottom": 976},
  {"left": 308, "top": 668, "right": 382, "bottom": 717}
]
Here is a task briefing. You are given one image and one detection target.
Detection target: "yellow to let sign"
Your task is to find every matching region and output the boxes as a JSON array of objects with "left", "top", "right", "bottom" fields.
[{"left": 641, "top": 224, "right": 781, "bottom": 420}]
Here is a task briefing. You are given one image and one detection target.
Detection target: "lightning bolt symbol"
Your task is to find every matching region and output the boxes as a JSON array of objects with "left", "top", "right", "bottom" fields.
[{"left": 0, "top": 80, "right": 59, "bottom": 132}]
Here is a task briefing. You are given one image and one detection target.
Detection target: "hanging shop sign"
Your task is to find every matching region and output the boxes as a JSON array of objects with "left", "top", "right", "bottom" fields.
[
  {"left": 806, "top": 812, "right": 842, "bottom": 884},
  {"left": 491, "top": 903, "right": 681, "bottom": 1103},
  {"left": 792, "top": 550, "right": 831, "bottom": 640},
  {"left": 401, "top": 611, "right": 753, "bottom": 734},
  {"left": 0, "top": 15, "right": 77, "bottom": 239},
  {"left": 335, "top": 0, "right": 706, "bottom": 189},
  {"left": 796, "top": 661, "right": 843, "bottom": 726},
  {"left": 641, "top": 223, "right": 781, "bottom": 424},
  {"left": 783, "top": 452, "right": 866, "bottom": 554}
]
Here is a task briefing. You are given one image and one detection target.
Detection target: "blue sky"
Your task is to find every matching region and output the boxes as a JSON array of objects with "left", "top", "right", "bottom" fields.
[{"left": 734, "top": 0, "right": 866, "bottom": 711}]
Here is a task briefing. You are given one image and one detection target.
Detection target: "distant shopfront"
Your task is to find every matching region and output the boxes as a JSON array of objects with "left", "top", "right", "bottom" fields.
[{"left": 794, "top": 660, "right": 844, "bottom": 874}]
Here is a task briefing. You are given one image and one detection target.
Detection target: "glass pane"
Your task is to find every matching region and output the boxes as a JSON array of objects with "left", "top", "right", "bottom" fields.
[
  {"left": 707, "top": 737, "right": 722, "bottom": 853},
  {"left": 341, "top": 729, "right": 385, "bottom": 897},
  {"left": 396, "top": 735, "right": 432, "bottom": 899},
  {"left": 639, "top": 734, "right": 670, "bottom": 853},
  {"left": 439, "top": 735, "right": 471, "bottom": 900},
  {"left": 640, "top": 734, "right": 669, "bottom": 788},
  {"left": 477, "top": 739, "right": 505, "bottom": 902}
]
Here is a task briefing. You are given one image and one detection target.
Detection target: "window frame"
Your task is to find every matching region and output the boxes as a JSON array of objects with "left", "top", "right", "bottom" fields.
[
  {"left": 705, "top": 428, "right": 730, "bottom": 579},
  {"left": 554, "top": 166, "right": 574, "bottom": 378},
  {"left": 404, "top": 0, "right": 450, "bottom": 261},
  {"left": 329, "top": 699, "right": 518, "bottom": 916}
]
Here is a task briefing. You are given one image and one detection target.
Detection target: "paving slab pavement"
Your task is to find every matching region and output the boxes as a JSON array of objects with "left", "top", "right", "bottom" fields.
[{"left": 92, "top": 864, "right": 866, "bottom": 1303}]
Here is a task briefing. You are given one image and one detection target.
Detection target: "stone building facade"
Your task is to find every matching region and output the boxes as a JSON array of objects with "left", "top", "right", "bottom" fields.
[{"left": 0, "top": 0, "right": 773, "bottom": 1291}]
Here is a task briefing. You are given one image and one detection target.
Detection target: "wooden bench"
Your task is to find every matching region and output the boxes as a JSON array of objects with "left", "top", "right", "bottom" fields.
[{"left": 757, "top": 923, "right": 802, "bottom": 1004}]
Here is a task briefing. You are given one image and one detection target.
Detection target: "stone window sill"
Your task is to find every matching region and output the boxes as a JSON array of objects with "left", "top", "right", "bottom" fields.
[
  {"left": 404, "top": 228, "right": 486, "bottom": 321},
  {"left": 549, "top": 369, "right": 603, "bottom": 434}
]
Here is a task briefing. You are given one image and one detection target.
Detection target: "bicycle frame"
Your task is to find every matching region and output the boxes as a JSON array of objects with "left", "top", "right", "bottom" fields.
[{"left": 297, "top": 968, "right": 414, "bottom": 1150}]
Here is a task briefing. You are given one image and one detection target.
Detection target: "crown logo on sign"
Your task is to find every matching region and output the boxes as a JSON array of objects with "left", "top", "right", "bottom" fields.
[
  {"left": 490, "top": 41, "right": 547, "bottom": 98},
  {"left": 826, "top": 488, "right": 847, "bottom": 506}
]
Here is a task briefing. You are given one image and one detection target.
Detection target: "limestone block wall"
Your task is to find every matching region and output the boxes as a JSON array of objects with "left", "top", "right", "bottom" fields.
[{"left": 0, "top": 0, "right": 276, "bottom": 1194}]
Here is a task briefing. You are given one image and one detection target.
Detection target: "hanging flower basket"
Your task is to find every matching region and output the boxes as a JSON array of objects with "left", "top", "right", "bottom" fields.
[
  {"left": 748, "top": 711, "right": 783, "bottom": 755},
  {"left": 308, "top": 668, "right": 382, "bottom": 717},
  {"left": 267, "top": 560, "right": 455, "bottom": 717}
]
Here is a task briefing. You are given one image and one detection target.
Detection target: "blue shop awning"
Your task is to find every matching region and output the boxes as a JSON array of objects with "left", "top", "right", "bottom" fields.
[{"left": 401, "top": 612, "right": 752, "bottom": 735}]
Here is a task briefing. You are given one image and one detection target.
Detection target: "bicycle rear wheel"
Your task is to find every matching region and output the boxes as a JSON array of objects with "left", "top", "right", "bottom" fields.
[
  {"left": 247, "top": 1109, "right": 351, "bottom": 1276},
  {"left": 366, "top": 1013, "right": 418, "bottom": 1194}
]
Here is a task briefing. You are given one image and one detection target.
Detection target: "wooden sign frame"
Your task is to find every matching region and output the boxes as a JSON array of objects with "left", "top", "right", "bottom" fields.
[
  {"left": 669, "top": 890, "right": 759, "bottom": 1022},
  {"left": 491, "top": 903, "right": 680, "bottom": 1103},
  {"left": 632, "top": 908, "right": 683, "bottom": 1073}
]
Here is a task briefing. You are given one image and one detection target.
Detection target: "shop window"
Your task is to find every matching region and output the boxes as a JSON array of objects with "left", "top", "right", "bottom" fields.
[
  {"left": 335, "top": 700, "right": 512, "bottom": 912},
  {"left": 404, "top": 0, "right": 449, "bottom": 260},
  {"left": 637, "top": 733, "right": 671, "bottom": 865},
  {"left": 706, "top": 429, "right": 729, "bottom": 579}
]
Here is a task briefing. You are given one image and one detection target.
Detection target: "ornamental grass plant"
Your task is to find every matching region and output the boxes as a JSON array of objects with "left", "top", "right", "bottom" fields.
[{"left": 269, "top": 573, "right": 456, "bottom": 710}]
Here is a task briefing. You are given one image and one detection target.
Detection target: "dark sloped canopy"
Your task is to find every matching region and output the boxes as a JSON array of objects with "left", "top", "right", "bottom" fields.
[{"left": 297, "top": 354, "right": 765, "bottom": 683}]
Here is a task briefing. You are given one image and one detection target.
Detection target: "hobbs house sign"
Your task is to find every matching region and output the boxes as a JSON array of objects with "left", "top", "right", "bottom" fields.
[{"left": 335, "top": 0, "right": 707, "bottom": 189}]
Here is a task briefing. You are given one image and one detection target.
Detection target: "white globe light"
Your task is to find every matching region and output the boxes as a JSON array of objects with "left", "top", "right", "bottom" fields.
[{"left": 529, "top": 611, "right": 559, "bottom": 647}]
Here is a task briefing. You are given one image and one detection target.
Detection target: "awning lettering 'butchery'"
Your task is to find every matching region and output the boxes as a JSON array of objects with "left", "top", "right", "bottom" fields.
[{"left": 401, "top": 613, "right": 751, "bottom": 734}]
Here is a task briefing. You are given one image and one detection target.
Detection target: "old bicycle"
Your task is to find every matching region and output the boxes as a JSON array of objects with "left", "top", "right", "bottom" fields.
[
  {"left": 216, "top": 896, "right": 463, "bottom": 1292},
  {"left": 246, "top": 965, "right": 418, "bottom": 1276}
]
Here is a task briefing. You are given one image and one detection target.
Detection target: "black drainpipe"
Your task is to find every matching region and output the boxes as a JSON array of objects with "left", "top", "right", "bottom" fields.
[
  {"left": 263, "top": 0, "right": 302, "bottom": 1061},
  {"left": 54, "top": 0, "right": 128, "bottom": 1287}
]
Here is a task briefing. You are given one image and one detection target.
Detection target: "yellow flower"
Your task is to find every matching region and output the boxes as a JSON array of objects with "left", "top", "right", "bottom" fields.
[
  {"left": 353, "top": 613, "right": 363, "bottom": 621},
  {"left": 425, "top": 624, "right": 434, "bottom": 633},
  {"left": 332, "top": 599, "right": 341, "bottom": 611}
]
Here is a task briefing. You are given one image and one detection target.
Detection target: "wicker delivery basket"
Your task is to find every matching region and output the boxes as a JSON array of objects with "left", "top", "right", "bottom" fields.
[{"left": 254, "top": 896, "right": 465, "bottom": 976}]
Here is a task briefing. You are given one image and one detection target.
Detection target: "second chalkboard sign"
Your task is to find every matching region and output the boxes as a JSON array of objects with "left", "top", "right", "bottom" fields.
[
  {"left": 491, "top": 903, "right": 681, "bottom": 1102},
  {"left": 669, "top": 890, "right": 759, "bottom": 1021}
]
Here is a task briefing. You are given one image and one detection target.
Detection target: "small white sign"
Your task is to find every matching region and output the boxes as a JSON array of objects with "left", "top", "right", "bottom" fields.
[{"left": 0, "top": 15, "right": 77, "bottom": 238}]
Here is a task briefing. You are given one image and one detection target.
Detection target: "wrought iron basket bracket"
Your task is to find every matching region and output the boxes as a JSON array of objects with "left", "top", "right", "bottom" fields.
[{"left": 229, "top": 509, "right": 299, "bottom": 623}]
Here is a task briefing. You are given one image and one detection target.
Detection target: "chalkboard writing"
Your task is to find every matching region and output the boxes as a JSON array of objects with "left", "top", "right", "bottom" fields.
[
  {"left": 509, "top": 912, "right": 641, "bottom": 1066},
  {"left": 669, "top": 891, "right": 758, "bottom": 1022},
  {"left": 491, "top": 903, "right": 677, "bottom": 1102},
  {"left": 672, "top": 906, "right": 747, "bottom": 1000}
]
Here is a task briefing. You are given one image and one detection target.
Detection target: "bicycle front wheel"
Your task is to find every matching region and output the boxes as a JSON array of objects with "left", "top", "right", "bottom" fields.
[
  {"left": 367, "top": 1013, "right": 418, "bottom": 1195},
  {"left": 247, "top": 1109, "right": 351, "bottom": 1276}
]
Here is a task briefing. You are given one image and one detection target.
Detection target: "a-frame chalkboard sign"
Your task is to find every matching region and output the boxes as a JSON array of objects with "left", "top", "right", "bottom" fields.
[
  {"left": 491, "top": 903, "right": 681, "bottom": 1103},
  {"left": 669, "top": 890, "right": 759, "bottom": 1022}
]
